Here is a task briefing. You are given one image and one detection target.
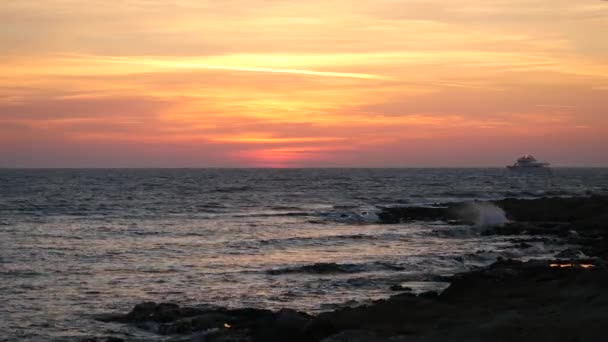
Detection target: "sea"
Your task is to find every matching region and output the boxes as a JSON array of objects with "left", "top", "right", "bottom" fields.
[{"left": 1, "top": 168, "right": 608, "bottom": 341}]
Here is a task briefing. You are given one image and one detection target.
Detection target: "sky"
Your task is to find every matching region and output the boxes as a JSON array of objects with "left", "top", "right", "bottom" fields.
[{"left": 1, "top": 0, "right": 607, "bottom": 167}]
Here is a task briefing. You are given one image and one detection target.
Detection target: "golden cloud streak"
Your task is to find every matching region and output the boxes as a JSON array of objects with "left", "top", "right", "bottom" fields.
[
  {"left": 209, "top": 135, "right": 346, "bottom": 144},
  {"left": 89, "top": 56, "right": 387, "bottom": 80}
]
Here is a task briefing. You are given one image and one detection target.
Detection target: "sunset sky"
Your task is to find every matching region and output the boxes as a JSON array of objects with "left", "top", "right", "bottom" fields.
[{"left": 1, "top": 0, "right": 607, "bottom": 167}]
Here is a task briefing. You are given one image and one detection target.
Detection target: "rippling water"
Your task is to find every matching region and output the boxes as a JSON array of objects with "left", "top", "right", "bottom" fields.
[{"left": 1, "top": 168, "right": 607, "bottom": 340}]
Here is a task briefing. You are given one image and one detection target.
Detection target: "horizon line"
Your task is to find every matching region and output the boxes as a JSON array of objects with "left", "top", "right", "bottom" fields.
[{"left": 2, "top": 166, "right": 607, "bottom": 170}]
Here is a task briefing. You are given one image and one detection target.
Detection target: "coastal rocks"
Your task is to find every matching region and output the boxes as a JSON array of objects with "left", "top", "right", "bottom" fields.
[
  {"left": 94, "top": 196, "right": 608, "bottom": 342},
  {"left": 157, "top": 312, "right": 233, "bottom": 335},
  {"left": 377, "top": 205, "right": 465, "bottom": 224},
  {"left": 98, "top": 258, "right": 608, "bottom": 342},
  {"left": 389, "top": 285, "right": 412, "bottom": 292},
  {"left": 315, "top": 259, "right": 608, "bottom": 342},
  {"left": 480, "top": 221, "right": 571, "bottom": 236},
  {"left": 267, "top": 262, "right": 362, "bottom": 275},
  {"left": 253, "top": 309, "right": 312, "bottom": 342},
  {"left": 378, "top": 196, "right": 608, "bottom": 234},
  {"left": 377, "top": 201, "right": 507, "bottom": 226},
  {"left": 96, "top": 301, "right": 208, "bottom": 325},
  {"left": 80, "top": 338, "right": 124, "bottom": 342},
  {"left": 320, "top": 330, "right": 384, "bottom": 342},
  {"left": 97, "top": 303, "right": 314, "bottom": 342},
  {"left": 496, "top": 195, "right": 608, "bottom": 223},
  {"left": 267, "top": 262, "right": 404, "bottom": 275}
]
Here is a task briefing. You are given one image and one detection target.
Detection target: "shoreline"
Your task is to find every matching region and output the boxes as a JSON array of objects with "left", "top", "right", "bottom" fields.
[{"left": 87, "top": 196, "right": 608, "bottom": 342}]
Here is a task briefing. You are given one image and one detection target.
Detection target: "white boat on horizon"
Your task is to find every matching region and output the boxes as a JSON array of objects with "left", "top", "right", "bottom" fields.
[{"left": 507, "top": 155, "right": 551, "bottom": 171}]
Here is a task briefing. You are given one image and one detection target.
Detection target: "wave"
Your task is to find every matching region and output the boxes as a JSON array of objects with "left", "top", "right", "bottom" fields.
[
  {"left": 232, "top": 212, "right": 311, "bottom": 218},
  {"left": 320, "top": 210, "right": 378, "bottom": 224},
  {"left": 332, "top": 205, "right": 359, "bottom": 210},
  {"left": 267, "top": 261, "right": 404, "bottom": 275},
  {"left": 198, "top": 202, "right": 228, "bottom": 209},
  {"left": 214, "top": 185, "right": 251, "bottom": 193},
  {"left": 232, "top": 208, "right": 379, "bottom": 222},
  {"left": 269, "top": 206, "right": 306, "bottom": 211},
  {"left": 429, "top": 226, "right": 478, "bottom": 238},
  {"left": 223, "top": 233, "right": 381, "bottom": 251},
  {"left": 130, "top": 230, "right": 167, "bottom": 236},
  {"left": 0, "top": 269, "right": 45, "bottom": 277},
  {"left": 258, "top": 233, "right": 378, "bottom": 245},
  {"left": 438, "top": 191, "right": 490, "bottom": 198}
]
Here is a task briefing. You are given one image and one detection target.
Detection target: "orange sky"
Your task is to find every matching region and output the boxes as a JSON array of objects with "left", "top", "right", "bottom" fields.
[{"left": 1, "top": 0, "right": 607, "bottom": 167}]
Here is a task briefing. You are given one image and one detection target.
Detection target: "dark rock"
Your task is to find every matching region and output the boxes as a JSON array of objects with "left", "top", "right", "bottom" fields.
[
  {"left": 320, "top": 330, "right": 384, "bottom": 342},
  {"left": 417, "top": 291, "right": 439, "bottom": 298},
  {"left": 517, "top": 242, "right": 533, "bottom": 249},
  {"left": 100, "top": 303, "right": 313, "bottom": 340},
  {"left": 267, "top": 262, "right": 403, "bottom": 275},
  {"left": 158, "top": 312, "right": 231, "bottom": 335},
  {"left": 496, "top": 196, "right": 608, "bottom": 223},
  {"left": 317, "top": 259, "right": 608, "bottom": 341},
  {"left": 275, "top": 308, "right": 311, "bottom": 332},
  {"left": 94, "top": 313, "right": 124, "bottom": 323},
  {"left": 304, "top": 317, "right": 338, "bottom": 341},
  {"left": 99, "top": 257, "right": 608, "bottom": 342},
  {"left": 95, "top": 196, "right": 608, "bottom": 342},
  {"left": 253, "top": 309, "right": 312, "bottom": 342},
  {"left": 154, "top": 303, "right": 182, "bottom": 323},
  {"left": 389, "top": 285, "right": 412, "bottom": 292},
  {"left": 268, "top": 262, "right": 352, "bottom": 275},
  {"left": 378, "top": 205, "right": 464, "bottom": 224},
  {"left": 104, "top": 302, "right": 210, "bottom": 326},
  {"left": 125, "top": 301, "right": 158, "bottom": 321},
  {"left": 379, "top": 195, "right": 608, "bottom": 230}
]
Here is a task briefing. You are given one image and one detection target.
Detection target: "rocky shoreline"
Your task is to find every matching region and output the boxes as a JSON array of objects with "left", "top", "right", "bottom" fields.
[{"left": 87, "top": 196, "right": 608, "bottom": 342}]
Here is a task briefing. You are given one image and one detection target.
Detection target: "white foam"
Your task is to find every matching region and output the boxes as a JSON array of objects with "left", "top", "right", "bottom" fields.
[{"left": 473, "top": 203, "right": 508, "bottom": 227}]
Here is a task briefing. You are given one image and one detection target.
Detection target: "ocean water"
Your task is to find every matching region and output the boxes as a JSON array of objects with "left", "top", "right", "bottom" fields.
[{"left": 1, "top": 168, "right": 607, "bottom": 341}]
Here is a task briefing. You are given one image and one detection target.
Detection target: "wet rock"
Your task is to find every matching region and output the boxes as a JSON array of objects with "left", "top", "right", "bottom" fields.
[
  {"left": 252, "top": 309, "right": 312, "bottom": 342},
  {"left": 98, "top": 257, "right": 608, "bottom": 342},
  {"left": 94, "top": 313, "right": 124, "bottom": 323},
  {"left": 496, "top": 196, "right": 608, "bottom": 223},
  {"left": 304, "top": 317, "right": 338, "bottom": 341},
  {"left": 379, "top": 195, "right": 608, "bottom": 231},
  {"left": 378, "top": 205, "right": 464, "bottom": 224},
  {"left": 276, "top": 308, "right": 311, "bottom": 331},
  {"left": 323, "top": 259, "right": 607, "bottom": 341},
  {"left": 117, "top": 302, "right": 206, "bottom": 324},
  {"left": 267, "top": 262, "right": 403, "bottom": 275},
  {"left": 417, "top": 291, "right": 439, "bottom": 298},
  {"left": 267, "top": 262, "right": 360, "bottom": 274},
  {"left": 95, "top": 196, "right": 608, "bottom": 342},
  {"left": 158, "top": 312, "right": 231, "bottom": 335},
  {"left": 154, "top": 303, "right": 182, "bottom": 323},
  {"left": 80, "top": 338, "right": 125, "bottom": 342},
  {"left": 126, "top": 301, "right": 158, "bottom": 321},
  {"left": 207, "top": 330, "right": 254, "bottom": 342},
  {"left": 389, "top": 285, "right": 412, "bottom": 292},
  {"left": 320, "top": 330, "right": 383, "bottom": 342},
  {"left": 99, "top": 303, "right": 313, "bottom": 341},
  {"left": 516, "top": 242, "right": 533, "bottom": 249}
]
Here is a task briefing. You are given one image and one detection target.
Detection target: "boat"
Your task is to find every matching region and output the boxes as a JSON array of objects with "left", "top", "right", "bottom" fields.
[{"left": 507, "top": 155, "right": 550, "bottom": 171}]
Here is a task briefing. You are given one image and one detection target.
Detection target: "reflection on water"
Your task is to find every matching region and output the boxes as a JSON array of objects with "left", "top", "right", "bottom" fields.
[{"left": 1, "top": 168, "right": 607, "bottom": 340}]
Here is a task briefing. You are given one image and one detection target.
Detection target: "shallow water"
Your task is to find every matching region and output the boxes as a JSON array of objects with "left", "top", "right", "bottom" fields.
[{"left": 1, "top": 168, "right": 607, "bottom": 340}]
